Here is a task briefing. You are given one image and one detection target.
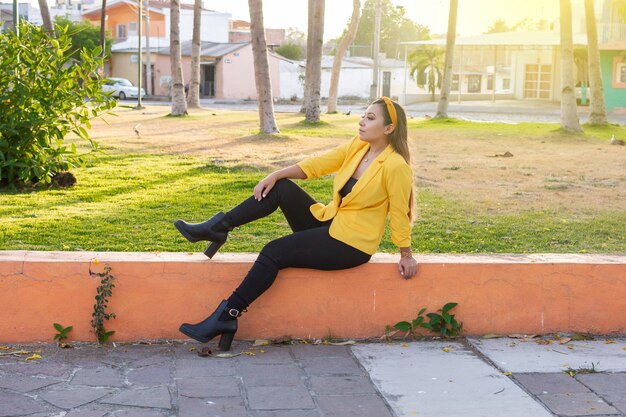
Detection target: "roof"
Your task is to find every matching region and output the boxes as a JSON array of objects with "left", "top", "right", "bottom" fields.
[
  {"left": 401, "top": 31, "right": 589, "bottom": 47},
  {"left": 82, "top": 0, "right": 166, "bottom": 16},
  {"left": 157, "top": 40, "right": 249, "bottom": 57}
]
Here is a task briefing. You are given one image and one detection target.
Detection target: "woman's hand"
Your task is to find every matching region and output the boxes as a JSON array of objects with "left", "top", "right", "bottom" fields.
[
  {"left": 398, "top": 248, "right": 417, "bottom": 279},
  {"left": 253, "top": 173, "right": 277, "bottom": 201}
]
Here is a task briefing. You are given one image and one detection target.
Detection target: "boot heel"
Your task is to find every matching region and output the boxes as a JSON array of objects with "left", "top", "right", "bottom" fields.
[
  {"left": 204, "top": 241, "right": 224, "bottom": 258},
  {"left": 218, "top": 332, "right": 235, "bottom": 351}
]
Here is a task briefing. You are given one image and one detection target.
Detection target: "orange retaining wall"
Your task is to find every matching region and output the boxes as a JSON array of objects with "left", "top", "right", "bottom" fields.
[{"left": 0, "top": 251, "right": 624, "bottom": 343}]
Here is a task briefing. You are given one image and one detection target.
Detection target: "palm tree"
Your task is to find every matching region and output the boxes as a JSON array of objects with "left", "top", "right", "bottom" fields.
[
  {"left": 408, "top": 46, "right": 444, "bottom": 101},
  {"left": 559, "top": 0, "right": 582, "bottom": 132},
  {"left": 187, "top": 0, "right": 202, "bottom": 108},
  {"left": 584, "top": 0, "right": 608, "bottom": 125},
  {"left": 170, "top": 0, "right": 187, "bottom": 116},
  {"left": 100, "top": 0, "right": 107, "bottom": 58},
  {"left": 435, "top": 0, "right": 458, "bottom": 118},
  {"left": 248, "top": 0, "right": 279, "bottom": 133},
  {"left": 38, "top": 0, "right": 54, "bottom": 35},
  {"left": 327, "top": 0, "right": 360, "bottom": 114},
  {"left": 302, "top": 0, "right": 325, "bottom": 122}
]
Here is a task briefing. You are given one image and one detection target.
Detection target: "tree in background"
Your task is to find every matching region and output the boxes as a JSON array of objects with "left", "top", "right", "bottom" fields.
[
  {"left": 100, "top": 0, "right": 107, "bottom": 57},
  {"left": 275, "top": 43, "right": 303, "bottom": 60},
  {"left": 170, "top": 0, "right": 187, "bottom": 116},
  {"left": 435, "top": 0, "right": 458, "bottom": 118},
  {"left": 37, "top": 0, "right": 54, "bottom": 35},
  {"left": 408, "top": 46, "right": 444, "bottom": 101},
  {"left": 187, "top": 0, "right": 202, "bottom": 108},
  {"left": 484, "top": 18, "right": 534, "bottom": 34},
  {"left": 350, "top": 0, "right": 430, "bottom": 59},
  {"left": 327, "top": 0, "right": 360, "bottom": 113},
  {"left": 584, "top": 0, "right": 608, "bottom": 125},
  {"left": 559, "top": 0, "right": 582, "bottom": 132},
  {"left": 302, "top": 0, "right": 325, "bottom": 122},
  {"left": 248, "top": 0, "right": 279, "bottom": 133},
  {"left": 54, "top": 17, "right": 112, "bottom": 61}
]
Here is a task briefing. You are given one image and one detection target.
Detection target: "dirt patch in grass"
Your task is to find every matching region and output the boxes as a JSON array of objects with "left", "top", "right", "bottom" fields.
[{"left": 87, "top": 105, "right": 625, "bottom": 214}]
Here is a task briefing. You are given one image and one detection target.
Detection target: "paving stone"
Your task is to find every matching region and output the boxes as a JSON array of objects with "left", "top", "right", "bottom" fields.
[
  {"left": 0, "top": 390, "right": 48, "bottom": 417},
  {"left": 40, "top": 386, "right": 114, "bottom": 409},
  {"left": 1, "top": 361, "right": 70, "bottom": 377},
  {"left": 238, "top": 364, "right": 304, "bottom": 387},
  {"left": 130, "top": 354, "right": 170, "bottom": 368},
  {"left": 577, "top": 373, "right": 626, "bottom": 404},
  {"left": 175, "top": 358, "right": 237, "bottom": 377},
  {"left": 316, "top": 394, "right": 394, "bottom": 417},
  {"left": 113, "top": 409, "right": 170, "bottom": 417},
  {"left": 71, "top": 367, "right": 125, "bottom": 387},
  {"left": 127, "top": 364, "right": 171, "bottom": 386},
  {"left": 309, "top": 375, "right": 377, "bottom": 395},
  {"left": 177, "top": 376, "right": 241, "bottom": 398},
  {"left": 538, "top": 392, "right": 620, "bottom": 416},
  {"left": 514, "top": 372, "right": 591, "bottom": 395},
  {"left": 251, "top": 411, "right": 320, "bottom": 417},
  {"left": 612, "top": 402, "right": 626, "bottom": 414},
  {"left": 299, "top": 356, "right": 364, "bottom": 376},
  {"left": 65, "top": 409, "right": 109, "bottom": 417},
  {"left": 178, "top": 396, "right": 247, "bottom": 417},
  {"left": 100, "top": 386, "right": 172, "bottom": 409},
  {"left": 291, "top": 344, "right": 352, "bottom": 359},
  {"left": 246, "top": 386, "right": 315, "bottom": 410},
  {"left": 0, "top": 373, "right": 61, "bottom": 392}
]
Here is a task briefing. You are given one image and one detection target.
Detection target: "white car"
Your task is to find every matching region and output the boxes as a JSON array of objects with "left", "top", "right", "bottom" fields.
[{"left": 102, "top": 77, "right": 145, "bottom": 100}]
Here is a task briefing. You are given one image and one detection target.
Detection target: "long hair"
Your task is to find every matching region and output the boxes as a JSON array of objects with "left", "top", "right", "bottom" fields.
[{"left": 373, "top": 97, "right": 414, "bottom": 221}]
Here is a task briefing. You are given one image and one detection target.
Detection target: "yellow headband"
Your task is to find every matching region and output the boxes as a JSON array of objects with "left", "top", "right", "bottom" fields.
[{"left": 381, "top": 96, "right": 398, "bottom": 128}]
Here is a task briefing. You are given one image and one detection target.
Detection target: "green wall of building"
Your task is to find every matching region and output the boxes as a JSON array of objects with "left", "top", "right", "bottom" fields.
[{"left": 601, "top": 51, "right": 626, "bottom": 111}]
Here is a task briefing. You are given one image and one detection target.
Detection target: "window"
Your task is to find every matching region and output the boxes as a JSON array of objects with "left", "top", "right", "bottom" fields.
[
  {"left": 467, "top": 75, "right": 481, "bottom": 93},
  {"left": 620, "top": 64, "right": 626, "bottom": 83},
  {"left": 524, "top": 64, "right": 552, "bottom": 99},
  {"left": 487, "top": 75, "right": 494, "bottom": 91},
  {"left": 128, "top": 22, "right": 137, "bottom": 36},
  {"left": 117, "top": 24, "right": 127, "bottom": 38},
  {"left": 502, "top": 78, "right": 511, "bottom": 90},
  {"left": 451, "top": 74, "right": 459, "bottom": 91}
]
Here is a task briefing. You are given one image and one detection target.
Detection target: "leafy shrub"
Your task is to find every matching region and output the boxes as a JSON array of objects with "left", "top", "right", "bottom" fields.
[
  {"left": 0, "top": 22, "right": 115, "bottom": 188},
  {"left": 275, "top": 42, "right": 303, "bottom": 61}
]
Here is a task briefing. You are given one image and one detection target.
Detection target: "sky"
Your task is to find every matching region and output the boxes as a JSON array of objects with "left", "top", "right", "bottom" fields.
[{"left": 200, "top": 0, "right": 564, "bottom": 40}]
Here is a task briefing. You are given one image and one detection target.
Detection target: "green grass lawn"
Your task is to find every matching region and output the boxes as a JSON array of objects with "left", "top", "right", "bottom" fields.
[{"left": 0, "top": 111, "right": 624, "bottom": 254}]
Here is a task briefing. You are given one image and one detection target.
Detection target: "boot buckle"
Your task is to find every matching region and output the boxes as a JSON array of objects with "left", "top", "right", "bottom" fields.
[{"left": 228, "top": 308, "right": 241, "bottom": 318}]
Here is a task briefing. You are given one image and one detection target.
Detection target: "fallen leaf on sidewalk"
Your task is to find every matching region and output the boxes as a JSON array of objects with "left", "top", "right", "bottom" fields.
[
  {"left": 571, "top": 333, "right": 594, "bottom": 341},
  {"left": 25, "top": 354, "right": 42, "bottom": 361},
  {"left": 0, "top": 350, "right": 30, "bottom": 357},
  {"left": 216, "top": 353, "right": 241, "bottom": 358},
  {"left": 605, "top": 340, "right": 617, "bottom": 344},
  {"left": 243, "top": 351, "right": 256, "bottom": 356},
  {"left": 509, "top": 334, "right": 537, "bottom": 339},
  {"left": 402, "top": 344, "right": 409, "bottom": 348},
  {"left": 0, "top": 346, "right": 10, "bottom": 350},
  {"left": 442, "top": 346, "right": 452, "bottom": 352},
  {"left": 482, "top": 333, "right": 501, "bottom": 339},
  {"left": 503, "top": 372, "right": 512, "bottom": 377},
  {"left": 535, "top": 339, "right": 554, "bottom": 345},
  {"left": 252, "top": 339, "right": 269, "bottom": 347},
  {"left": 558, "top": 338, "right": 572, "bottom": 345}
]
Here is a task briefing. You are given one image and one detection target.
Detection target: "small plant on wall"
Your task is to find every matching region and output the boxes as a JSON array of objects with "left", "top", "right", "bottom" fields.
[
  {"left": 391, "top": 302, "right": 463, "bottom": 339},
  {"left": 91, "top": 265, "right": 116, "bottom": 344}
]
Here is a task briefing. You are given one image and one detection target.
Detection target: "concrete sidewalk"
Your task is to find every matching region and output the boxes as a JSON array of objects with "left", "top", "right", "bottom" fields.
[{"left": 0, "top": 336, "right": 624, "bottom": 417}]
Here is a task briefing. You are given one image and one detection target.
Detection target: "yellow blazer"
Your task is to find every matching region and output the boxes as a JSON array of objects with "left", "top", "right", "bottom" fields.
[{"left": 297, "top": 136, "right": 413, "bottom": 255}]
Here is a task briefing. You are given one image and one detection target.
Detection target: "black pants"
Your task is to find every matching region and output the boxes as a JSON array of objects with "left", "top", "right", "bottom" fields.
[{"left": 224, "top": 179, "right": 371, "bottom": 310}]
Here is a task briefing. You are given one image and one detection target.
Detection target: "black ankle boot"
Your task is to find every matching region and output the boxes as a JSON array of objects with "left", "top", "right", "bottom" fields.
[
  {"left": 174, "top": 212, "right": 231, "bottom": 258},
  {"left": 179, "top": 300, "right": 241, "bottom": 351}
]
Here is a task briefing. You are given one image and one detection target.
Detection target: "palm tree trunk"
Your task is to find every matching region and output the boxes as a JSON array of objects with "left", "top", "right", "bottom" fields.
[
  {"left": 435, "top": 0, "right": 458, "bottom": 118},
  {"left": 100, "top": 0, "right": 107, "bottom": 59},
  {"left": 300, "top": 0, "right": 315, "bottom": 114},
  {"left": 327, "top": 0, "right": 360, "bottom": 113},
  {"left": 248, "top": 0, "right": 279, "bottom": 133},
  {"left": 304, "top": 0, "right": 325, "bottom": 122},
  {"left": 187, "top": 0, "right": 202, "bottom": 108},
  {"left": 38, "top": 0, "right": 54, "bottom": 36},
  {"left": 170, "top": 0, "right": 187, "bottom": 116},
  {"left": 584, "top": 0, "right": 608, "bottom": 125},
  {"left": 559, "top": 0, "right": 583, "bottom": 132}
]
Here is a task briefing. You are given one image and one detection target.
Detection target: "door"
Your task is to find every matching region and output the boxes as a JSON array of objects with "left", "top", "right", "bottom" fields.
[
  {"left": 382, "top": 71, "right": 391, "bottom": 98},
  {"left": 524, "top": 64, "right": 552, "bottom": 99},
  {"left": 201, "top": 64, "right": 215, "bottom": 97}
]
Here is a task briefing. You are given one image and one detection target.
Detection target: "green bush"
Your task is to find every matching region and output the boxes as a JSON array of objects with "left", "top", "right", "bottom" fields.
[
  {"left": 0, "top": 22, "right": 115, "bottom": 188},
  {"left": 275, "top": 42, "right": 303, "bottom": 61}
]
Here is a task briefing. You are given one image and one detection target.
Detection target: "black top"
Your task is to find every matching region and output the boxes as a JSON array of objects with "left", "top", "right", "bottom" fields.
[{"left": 339, "top": 177, "right": 358, "bottom": 199}]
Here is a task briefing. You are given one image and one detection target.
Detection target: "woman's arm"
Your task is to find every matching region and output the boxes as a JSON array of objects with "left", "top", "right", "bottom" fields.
[
  {"left": 253, "top": 165, "right": 306, "bottom": 201},
  {"left": 398, "top": 247, "right": 418, "bottom": 279}
]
